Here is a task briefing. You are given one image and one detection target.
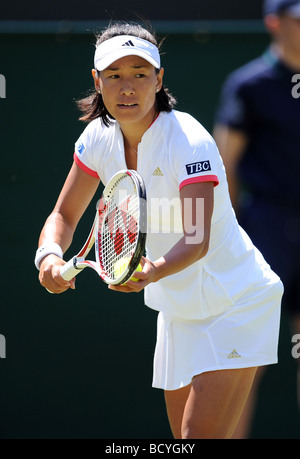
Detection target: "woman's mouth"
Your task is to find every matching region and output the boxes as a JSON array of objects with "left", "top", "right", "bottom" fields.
[{"left": 117, "top": 103, "right": 138, "bottom": 108}]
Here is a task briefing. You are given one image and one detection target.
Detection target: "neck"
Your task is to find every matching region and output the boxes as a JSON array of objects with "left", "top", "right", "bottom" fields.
[
  {"left": 124, "top": 136, "right": 138, "bottom": 153},
  {"left": 272, "top": 42, "right": 300, "bottom": 72},
  {"left": 121, "top": 127, "right": 142, "bottom": 153},
  {"left": 120, "top": 108, "right": 159, "bottom": 150}
]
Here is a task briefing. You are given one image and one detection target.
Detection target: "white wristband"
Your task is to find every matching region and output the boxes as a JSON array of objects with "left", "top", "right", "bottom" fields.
[{"left": 34, "top": 243, "right": 63, "bottom": 270}]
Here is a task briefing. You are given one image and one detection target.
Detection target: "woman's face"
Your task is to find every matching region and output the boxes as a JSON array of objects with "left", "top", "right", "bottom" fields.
[{"left": 93, "top": 55, "right": 164, "bottom": 131}]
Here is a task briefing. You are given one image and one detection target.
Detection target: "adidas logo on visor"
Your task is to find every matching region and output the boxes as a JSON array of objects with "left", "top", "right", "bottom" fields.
[{"left": 122, "top": 40, "right": 134, "bottom": 47}]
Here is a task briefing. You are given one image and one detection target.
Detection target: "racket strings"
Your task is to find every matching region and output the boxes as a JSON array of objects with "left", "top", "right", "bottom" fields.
[{"left": 98, "top": 176, "right": 140, "bottom": 280}]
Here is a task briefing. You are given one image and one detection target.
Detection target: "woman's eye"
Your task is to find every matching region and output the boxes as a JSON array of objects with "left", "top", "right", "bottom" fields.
[{"left": 107, "top": 73, "right": 146, "bottom": 79}]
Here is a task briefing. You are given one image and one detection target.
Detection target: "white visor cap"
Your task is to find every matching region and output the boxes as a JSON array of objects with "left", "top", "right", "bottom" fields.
[{"left": 94, "top": 35, "right": 161, "bottom": 71}]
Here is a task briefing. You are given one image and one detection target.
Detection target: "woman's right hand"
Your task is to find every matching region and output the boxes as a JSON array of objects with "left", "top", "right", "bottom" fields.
[{"left": 39, "top": 255, "right": 76, "bottom": 294}]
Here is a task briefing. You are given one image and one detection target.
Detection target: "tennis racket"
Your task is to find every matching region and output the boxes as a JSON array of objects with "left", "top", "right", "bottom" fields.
[{"left": 60, "top": 169, "right": 147, "bottom": 285}]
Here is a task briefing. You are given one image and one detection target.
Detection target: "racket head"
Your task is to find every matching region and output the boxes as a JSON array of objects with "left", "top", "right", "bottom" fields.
[{"left": 95, "top": 170, "right": 147, "bottom": 285}]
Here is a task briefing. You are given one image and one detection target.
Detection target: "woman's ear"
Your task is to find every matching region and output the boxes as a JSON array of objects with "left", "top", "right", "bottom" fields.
[
  {"left": 156, "top": 67, "right": 164, "bottom": 93},
  {"left": 92, "top": 68, "right": 101, "bottom": 94}
]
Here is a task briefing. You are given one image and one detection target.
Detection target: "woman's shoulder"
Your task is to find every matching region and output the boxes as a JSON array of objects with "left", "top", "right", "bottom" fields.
[
  {"left": 161, "top": 110, "right": 214, "bottom": 145},
  {"left": 85, "top": 117, "right": 116, "bottom": 134},
  {"left": 75, "top": 118, "right": 119, "bottom": 159},
  {"left": 80, "top": 117, "right": 118, "bottom": 143}
]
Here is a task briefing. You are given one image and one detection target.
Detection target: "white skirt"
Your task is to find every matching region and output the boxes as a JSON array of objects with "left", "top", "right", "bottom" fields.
[{"left": 152, "top": 282, "right": 283, "bottom": 391}]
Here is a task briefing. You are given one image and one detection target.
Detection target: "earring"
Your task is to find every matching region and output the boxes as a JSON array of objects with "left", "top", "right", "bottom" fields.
[
  {"left": 98, "top": 90, "right": 101, "bottom": 94},
  {"left": 156, "top": 88, "right": 159, "bottom": 93}
]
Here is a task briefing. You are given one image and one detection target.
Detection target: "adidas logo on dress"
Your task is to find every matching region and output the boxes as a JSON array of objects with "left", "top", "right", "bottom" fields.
[
  {"left": 152, "top": 167, "right": 163, "bottom": 176},
  {"left": 227, "top": 349, "right": 242, "bottom": 359}
]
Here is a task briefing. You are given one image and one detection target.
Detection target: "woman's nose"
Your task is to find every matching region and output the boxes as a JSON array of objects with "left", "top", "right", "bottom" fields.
[{"left": 121, "top": 82, "right": 135, "bottom": 95}]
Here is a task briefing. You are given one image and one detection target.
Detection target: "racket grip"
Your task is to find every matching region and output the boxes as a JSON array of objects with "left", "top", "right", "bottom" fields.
[{"left": 60, "top": 257, "right": 82, "bottom": 281}]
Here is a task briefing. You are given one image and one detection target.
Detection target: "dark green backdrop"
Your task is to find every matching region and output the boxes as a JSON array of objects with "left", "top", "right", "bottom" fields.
[{"left": 1, "top": 26, "right": 299, "bottom": 438}]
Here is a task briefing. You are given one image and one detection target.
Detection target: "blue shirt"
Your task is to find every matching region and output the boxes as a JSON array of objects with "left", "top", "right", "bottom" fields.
[{"left": 215, "top": 49, "right": 300, "bottom": 205}]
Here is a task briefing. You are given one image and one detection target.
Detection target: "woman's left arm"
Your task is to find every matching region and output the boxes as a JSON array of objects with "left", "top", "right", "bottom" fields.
[
  {"left": 150, "top": 181, "right": 214, "bottom": 281},
  {"left": 109, "top": 181, "right": 214, "bottom": 292}
]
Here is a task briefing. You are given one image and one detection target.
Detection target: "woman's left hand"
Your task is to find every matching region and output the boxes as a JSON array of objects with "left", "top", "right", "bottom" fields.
[{"left": 108, "top": 256, "right": 157, "bottom": 293}]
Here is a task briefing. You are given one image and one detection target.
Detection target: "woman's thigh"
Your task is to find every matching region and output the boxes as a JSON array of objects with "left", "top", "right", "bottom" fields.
[{"left": 164, "top": 367, "right": 257, "bottom": 439}]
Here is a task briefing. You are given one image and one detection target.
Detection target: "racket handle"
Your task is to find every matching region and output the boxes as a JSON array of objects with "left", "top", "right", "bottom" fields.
[{"left": 60, "top": 257, "right": 83, "bottom": 281}]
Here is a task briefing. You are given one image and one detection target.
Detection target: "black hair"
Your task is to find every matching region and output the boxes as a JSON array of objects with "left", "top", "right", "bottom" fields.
[{"left": 77, "top": 21, "right": 177, "bottom": 125}]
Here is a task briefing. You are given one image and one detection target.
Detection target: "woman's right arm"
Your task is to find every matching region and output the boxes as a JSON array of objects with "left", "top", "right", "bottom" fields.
[{"left": 37, "top": 162, "right": 100, "bottom": 294}]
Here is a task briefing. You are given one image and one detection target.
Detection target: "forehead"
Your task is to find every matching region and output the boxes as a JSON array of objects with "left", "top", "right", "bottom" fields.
[{"left": 102, "top": 55, "right": 154, "bottom": 71}]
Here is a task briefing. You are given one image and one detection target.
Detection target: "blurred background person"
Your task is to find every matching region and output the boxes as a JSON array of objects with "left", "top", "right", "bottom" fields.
[{"left": 213, "top": 0, "right": 300, "bottom": 438}]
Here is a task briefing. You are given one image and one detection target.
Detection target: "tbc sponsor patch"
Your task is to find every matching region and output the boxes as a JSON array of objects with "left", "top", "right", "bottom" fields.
[{"left": 185, "top": 161, "right": 211, "bottom": 175}]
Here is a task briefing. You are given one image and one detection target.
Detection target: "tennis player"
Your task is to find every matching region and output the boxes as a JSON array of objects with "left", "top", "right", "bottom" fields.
[{"left": 34, "top": 22, "right": 283, "bottom": 439}]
